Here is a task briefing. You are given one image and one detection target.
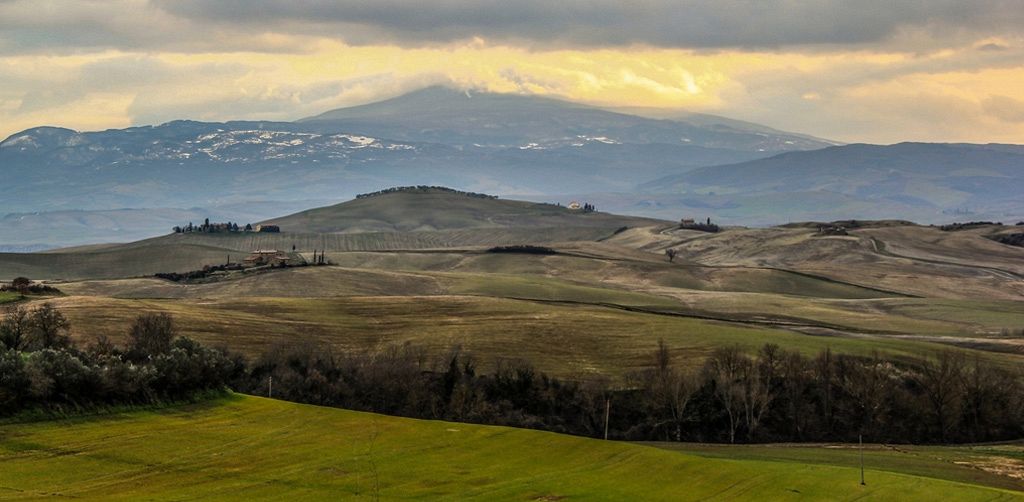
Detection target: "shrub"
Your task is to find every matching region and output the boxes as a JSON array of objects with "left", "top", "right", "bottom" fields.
[{"left": 486, "top": 245, "right": 558, "bottom": 255}]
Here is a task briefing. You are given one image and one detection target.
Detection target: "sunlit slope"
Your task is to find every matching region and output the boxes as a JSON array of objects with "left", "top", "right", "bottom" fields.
[
  {"left": 652, "top": 223, "right": 1024, "bottom": 300},
  {"left": 38, "top": 292, "right": 1020, "bottom": 379},
  {"left": 0, "top": 395, "right": 1017, "bottom": 501}
]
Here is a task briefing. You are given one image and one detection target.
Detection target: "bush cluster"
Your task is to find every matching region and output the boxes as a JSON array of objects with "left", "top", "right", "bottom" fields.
[
  {"left": 0, "top": 306, "right": 243, "bottom": 418},
  {"left": 486, "top": 245, "right": 558, "bottom": 255},
  {"left": 0, "top": 277, "right": 61, "bottom": 295}
]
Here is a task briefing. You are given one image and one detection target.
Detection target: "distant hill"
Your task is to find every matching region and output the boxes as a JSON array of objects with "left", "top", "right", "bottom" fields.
[
  {"left": 639, "top": 142, "right": 1024, "bottom": 224},
  {"left": 262, "top": 186, "right": 667, "bottom": 234}
]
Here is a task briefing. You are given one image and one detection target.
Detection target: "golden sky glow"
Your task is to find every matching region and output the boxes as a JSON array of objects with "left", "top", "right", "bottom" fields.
[{"left": 1, "top": 2, "right": 1023, "bottom": 144}]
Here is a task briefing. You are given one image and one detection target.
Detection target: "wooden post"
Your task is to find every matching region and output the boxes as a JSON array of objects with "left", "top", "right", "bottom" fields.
[
  {"left": 604, "top": 398, "right": 611, "bottom": 440},
  {"left": 268, "top": 375, "right": 273, "bottom": 398},
  {"left": 859, "top": 434, "right": 865, "bottom": 485}
]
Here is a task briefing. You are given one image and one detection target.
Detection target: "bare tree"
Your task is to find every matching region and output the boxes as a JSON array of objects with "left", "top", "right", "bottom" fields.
[
  {"left": 0, "top": 305, "right": 30, "bottom": 350},
  {"left": 837, "top": 352, "right": 889, "bottom": 438},
  {"left": 915, "top": 351, "right": 965, "bottom": 442},
  {"left": 780, "top": 350, "right": 812, "bottom": 440},
  {"left": 706, "top": 346, "right": 748, "bottom": 443},
  {"left": 741, "top": 345, "right": 779, "bottom": 441},
  {"left": 643, "top": 339, "right": 697, "bottom": 441},
  {"left": 665, "top": 248, "right": 677, "bottom": 263},
  {"left": 26, "top": 303, "right": 70, "bottom": 350},
  {"left": 127, "top": 313, "right": 176, "bottom": 359}
]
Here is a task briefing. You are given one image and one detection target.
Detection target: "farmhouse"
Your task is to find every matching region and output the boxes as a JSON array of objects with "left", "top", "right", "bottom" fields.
[
  {"left": 244, "top": 249, "right": 290, "bottom": 266},
  {"left": 255, "top": 224, "right": 281, "bottom": 233}
]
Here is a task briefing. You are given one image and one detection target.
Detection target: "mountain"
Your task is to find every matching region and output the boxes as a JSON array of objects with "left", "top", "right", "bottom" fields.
[
  {"left": 302, "top": 86, "right": 836, "bottom": 151},
  {"left": 262, "top": 186, "right": 666, "bottom": 233},
  {"left": 0, "top": 86, "right": 833, "bottom": 227},
  {"left": 638, "top": 142, "right": 1024, "bottom": 224}
]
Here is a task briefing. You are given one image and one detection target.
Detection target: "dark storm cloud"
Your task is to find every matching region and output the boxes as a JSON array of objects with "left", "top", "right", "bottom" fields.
[
  {"left": 1, "top": 0, "right": 1022, "bottom": 53},
  {"left": 150, "top": 0, "right": 1024, "bottom": 49}
]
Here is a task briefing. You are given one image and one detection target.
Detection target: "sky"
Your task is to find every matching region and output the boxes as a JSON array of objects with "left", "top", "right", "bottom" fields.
[{"left": 1, "top": 0, "right": 1023, "bottom": 144}]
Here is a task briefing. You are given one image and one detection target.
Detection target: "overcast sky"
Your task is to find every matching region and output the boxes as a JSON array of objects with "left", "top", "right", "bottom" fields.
[{"left": 1, "top": 0, "right": 1023, "bottom": 143}]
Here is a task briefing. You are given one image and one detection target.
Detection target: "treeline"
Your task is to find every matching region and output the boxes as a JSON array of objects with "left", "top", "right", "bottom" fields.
[
  {"left": 990, "top": 233, "right": 1024, "bottom": 248},
  {"left": 356, "top": 186, "right": 498, "bottom": 199},
  {"left": 155, "top": 263, "right": 246, "bottom": 283},
  {"left": 4, "top": 305, "right": 1022, "bottom": 444},
  {"left": 0, "top": 305, "right": 242, "bottom": 417},
  {"left": 939, "top": 221, "right": 1003, "bottom": 231},
  {"left": 486, "top": 245, "right": 558, "bottom": 255},
  {"left": 237, "top": 340, "right": 1024, "bottom": 445}
]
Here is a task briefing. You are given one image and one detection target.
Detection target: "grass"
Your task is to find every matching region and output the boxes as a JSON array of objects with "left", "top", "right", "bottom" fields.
[
  {"left": 648, "top": 442, "right": 1024, "bottom": 493},
  {"left": 0, "top": 395, "right": 1018, "bottom": 500},
  {"left": 44, "top": 294, "right": 1019, "bottom": 380},
  {"left": 0, "top": 291, "right": 20, "bottom": 304}
]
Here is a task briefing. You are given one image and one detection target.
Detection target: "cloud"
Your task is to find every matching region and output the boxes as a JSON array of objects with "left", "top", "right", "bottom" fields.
[
  {"left": 984, "top": 95, "right": 1024, "bottom": 123},
  {"left": 151, "top": 0, "right": 1024, "bottom": 50},
  {"left": 0, "top": 2, "right": 1022, "bottom": 145},
  {"left": 0, "top": 0, "right": 1022, "bottom": 54}
]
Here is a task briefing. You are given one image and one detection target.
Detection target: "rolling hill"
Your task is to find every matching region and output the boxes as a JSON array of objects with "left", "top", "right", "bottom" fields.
[
  {"left": 262, "top": 187, "right": 667, "bottom": 233},
  {"left": 640, "top": 143, "right": 1024, "bottom": 224},
  {"left": 0, "top": 395, "right": 1018, "bottom": 500},
  {"left": 3, "top": 189, "right": 1023, "bottom": 374},
  {"left": 0, "top": 189, "right": 667, "bottom": 280}
]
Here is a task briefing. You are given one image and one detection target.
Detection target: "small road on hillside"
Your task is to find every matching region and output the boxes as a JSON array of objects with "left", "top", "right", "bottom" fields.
[{"left": 868, "top": 237, "right": 1024, "bottom": 281}]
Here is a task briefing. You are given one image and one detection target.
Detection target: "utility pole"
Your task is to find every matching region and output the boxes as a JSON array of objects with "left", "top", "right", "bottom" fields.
[
  {"left": 604, "top": 398, "right": 611, "bottom": 440},
  {"left": 859, "top": 434, "right": 866, "bottom": 486}
]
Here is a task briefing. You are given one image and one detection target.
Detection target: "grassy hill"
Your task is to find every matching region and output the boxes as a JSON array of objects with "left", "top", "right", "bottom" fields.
[
  {"left": 0, "top": 395, "right": 1018, "bottom": 500},
  {"left": 261, "top": 187, "right": 667, "bottom": 234},
  {"left": 0, "top": 190, "right": 667, "bottom": 280}
]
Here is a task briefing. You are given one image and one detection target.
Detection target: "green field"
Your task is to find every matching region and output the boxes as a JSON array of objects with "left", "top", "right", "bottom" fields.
[
  {"left": 650, "top": 442, "right": 1024, "bottom": 493},
  {"left": 0, "top": 291, "right": 20, "bottom": 304},
  {"left": 0, "top": 395, "right": 1019, "bottom": 500}
]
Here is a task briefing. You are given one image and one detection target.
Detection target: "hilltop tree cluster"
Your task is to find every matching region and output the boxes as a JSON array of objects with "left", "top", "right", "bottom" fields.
[
  {"left": 356, "top": 186, "right": 498, "bottom": 199},
  {"left": 173, "top": 218, "right": 252, "bottom": 234},
  {"left": 938, "top": 221, "right": 1002, "bottom": 231}
]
